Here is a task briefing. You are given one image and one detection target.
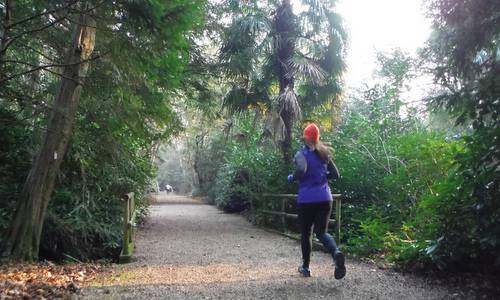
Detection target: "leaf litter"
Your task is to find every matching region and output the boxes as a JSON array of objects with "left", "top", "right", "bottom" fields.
[{"left": 0, "top": 262, "right": 107, "bottom": 299}]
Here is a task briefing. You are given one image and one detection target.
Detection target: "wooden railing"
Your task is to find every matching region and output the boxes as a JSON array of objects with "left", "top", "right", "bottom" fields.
[
  {"left": 257, "top": 193, "right": 343, "bottom": 242},
  {"left": 119, "top": 192, "right": 136, "bottom": 263}
]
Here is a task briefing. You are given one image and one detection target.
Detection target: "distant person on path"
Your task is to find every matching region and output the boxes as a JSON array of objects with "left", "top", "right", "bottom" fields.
[{"left": 287, "top": 123, "right": 346, "bottom": 279}]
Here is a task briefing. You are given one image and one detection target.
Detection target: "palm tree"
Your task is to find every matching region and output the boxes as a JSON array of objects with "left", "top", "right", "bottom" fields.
[{"left": 219, "top": 0, "right": 347, "bottom": 162}]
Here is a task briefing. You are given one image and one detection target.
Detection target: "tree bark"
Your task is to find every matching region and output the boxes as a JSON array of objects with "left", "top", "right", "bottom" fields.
[
  {"left": 0, "top": 0, "right": 12, "bottom": 79},
  {"left": 331, "top": 93, "right": 341, "bottom": 130},
  {"left": 275, "top": 0, "right": 296, "bottom": 163},
  {"left": 281, "top": 110, "right": 293, "bottom": 162},
  {"left": 194, "top": 132, "right": 206, "bottom": 191},
  {"left": 5, "top": 5, "right": 96, "bottom": 261}
]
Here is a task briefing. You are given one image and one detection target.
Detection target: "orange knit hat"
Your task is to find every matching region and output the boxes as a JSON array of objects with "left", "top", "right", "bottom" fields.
[{"left": 303, "top": 123, "right": 320, "bottom": 143}]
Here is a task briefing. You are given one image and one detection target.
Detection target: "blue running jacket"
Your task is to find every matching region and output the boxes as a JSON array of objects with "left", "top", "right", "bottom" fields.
[{"left": 292, "top": 146, "right": 340, "bottom": 204}]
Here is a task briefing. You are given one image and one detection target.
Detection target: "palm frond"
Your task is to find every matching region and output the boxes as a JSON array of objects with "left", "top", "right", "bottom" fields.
[
  {"left": 219, "top": 13, "right": 273, "bottom": 78},
  {"left": 300, "top": 0, "right": 325, "bottom": 17},
  {"left": 222, "top": 84, "right": 270, "bottom": 115},
  {"left": 300, "top": 79, "right": 343, "bottom": 114},
  {"left": 259, "top": 53, "right": 279, "bottom": 81},
  {"left": 220, "top": 13, "right": 271, "bottom": 58},
  {"left": 222, "top": 86, "right": 251, "bottom": 115},
  {"left": 219, "top": 50, "right": 255, "bottom": 78},
  {"left": 288, "top": 55, "right": 327, "bottom": 84},
  {"left": 327, "top": 11, "right": 348, "bottom": 44},
  {"left": 240, "top": 13, "right": 271, "bottom": 36},
  {"left": 255, "top": 34, "right": 274, "bottom": 55}
]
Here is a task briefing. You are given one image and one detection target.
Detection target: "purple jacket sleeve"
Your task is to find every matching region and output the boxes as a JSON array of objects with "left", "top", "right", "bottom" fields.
[{"left": 292, "top": 150, "right": 307, "bottom": 180}]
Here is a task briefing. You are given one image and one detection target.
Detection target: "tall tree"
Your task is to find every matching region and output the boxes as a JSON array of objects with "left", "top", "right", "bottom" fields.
[
  {"left": 423, "top": 0, "right": 500, "bottom": 268},
  {"left": 5, "top": 3, "right": 96, "bottom": 261},
  {"left": 219, "top": 0, "right": 346, "bottom": 162},
  {"left": 274, "top": 0, "right": 299, "bottom": 162},
  {"left": 1, "top": 0, "right": 205, "bottom": 261}
]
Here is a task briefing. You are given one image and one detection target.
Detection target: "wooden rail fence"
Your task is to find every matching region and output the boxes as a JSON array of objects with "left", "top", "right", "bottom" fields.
[
  {"left": 119, "top": 192, "right": 136, "bottom": 263},
  {"left": 257, "top": 193, "right": 343, "bottom": 242},
  {"left": 117, "top": 192, "right": 342, "bottom": 262}
]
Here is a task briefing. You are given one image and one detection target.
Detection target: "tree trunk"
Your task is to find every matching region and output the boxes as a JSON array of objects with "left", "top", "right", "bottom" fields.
[
  {"left": 330, "top": 94, "right": 339, "bottom": 130},
  {"left": 331, "top": 95, "right": 335, "bottom": 130},
  {"left": 194, "top": 133, "right": 205, "bottom": 192},
  {"left": 275, "top": 0, "right": 296, "bottom": 163},
  {"left": 281, "top": 110, "right": 293, "bottom": 162},
  {"left": 0, "top": 0, "right": 11, "bottom": 80},
  {"left": 5, "top": 6, "right": 96, "bottom": 261}
]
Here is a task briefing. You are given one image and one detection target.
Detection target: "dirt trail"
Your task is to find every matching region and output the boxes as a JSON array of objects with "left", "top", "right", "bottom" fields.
[{"left": 80, "top": 194, "right": 481, "bottom": 299}]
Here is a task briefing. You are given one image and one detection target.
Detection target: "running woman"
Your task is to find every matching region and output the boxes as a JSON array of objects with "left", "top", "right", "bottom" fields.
[{"left": 287, "top": 123, "right": 346, "bottom": 279}]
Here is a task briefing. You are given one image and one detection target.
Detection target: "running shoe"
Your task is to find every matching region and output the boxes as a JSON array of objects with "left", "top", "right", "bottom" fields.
[
  {"left": 298, "top": 265, "right": 311, "bottom": 277},
  {"left": 334, "top": 251, "right": 346, "bottom": 279}
]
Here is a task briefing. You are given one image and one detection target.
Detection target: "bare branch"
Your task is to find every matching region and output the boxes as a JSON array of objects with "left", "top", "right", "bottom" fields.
[
  {"left": 0, "top": 0, "right": 104, "bottom": 56},
  {"left": 0, "top": 54, "right": 102, "bottom": 84},
  {"left": 43, "top": 67, "right": 81, "bottom": 85},
  {"left": 5, "top": 0, "right": 79, "bottom": 30},
  {"left": 18, "top": 42, "right": 58, "bottom": 63},
  {"left": 59, "top": 0, "right": 107, "bottom": 28},
  {"left": 344, "top": 140, "right": 392, "bottom": 174},
  {"left": 376, "top": 133, "right": 392, "bottom": 173},
  {"left": 0, "top": 15, "right": 67, "bottom": 58}
]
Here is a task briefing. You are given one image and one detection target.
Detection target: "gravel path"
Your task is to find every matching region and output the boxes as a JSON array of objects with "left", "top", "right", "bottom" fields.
[{"left": 80, "top": 194, "right": 480, "bottom": 300}]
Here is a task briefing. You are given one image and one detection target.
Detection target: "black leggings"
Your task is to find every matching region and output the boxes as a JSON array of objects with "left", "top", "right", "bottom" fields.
[{"left": 297, "top": 201, "right": 338, "bottom": 268}]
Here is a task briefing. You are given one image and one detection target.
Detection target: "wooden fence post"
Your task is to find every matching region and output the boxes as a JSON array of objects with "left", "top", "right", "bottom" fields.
[
  {"left": 129, "top": 195, "right": 135, "bottom": 247},
  {"left": 258, "top": 193, "right": 343, "bottom": 245},
  {"left": 280, "top": 197, "right": 286, "bottom": 232},
  {"left": 122, "top": 195, "right": 130, "bottom": 254},
  {"left": 336, "top": 195, "right": 341, "bottom": 243},
  {"left": 119, "top": 192, "right": 135, "bottom": 263}
]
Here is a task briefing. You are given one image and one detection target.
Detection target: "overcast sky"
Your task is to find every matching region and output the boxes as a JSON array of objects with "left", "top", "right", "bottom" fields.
[{"left": 336, "top": 0, "right": 432, "bottom": 89}]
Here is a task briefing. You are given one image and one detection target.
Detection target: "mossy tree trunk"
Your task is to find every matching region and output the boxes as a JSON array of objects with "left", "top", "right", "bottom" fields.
[{"left": 5, "top": 5, "right": 96, "bottom": 262}]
